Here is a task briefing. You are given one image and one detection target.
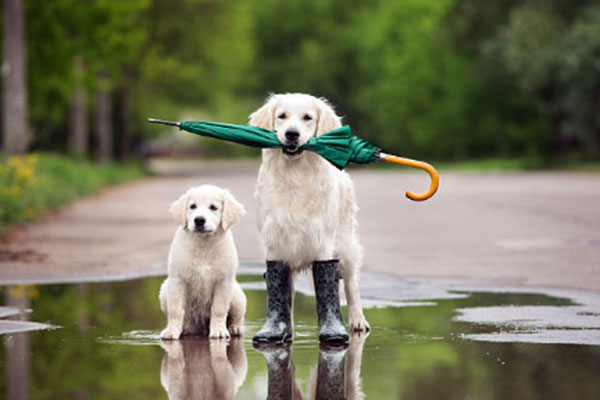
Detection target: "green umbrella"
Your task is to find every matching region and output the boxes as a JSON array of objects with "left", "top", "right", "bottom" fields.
[{"left": 147, "top": 118, "right": 439, "bottom": 201}]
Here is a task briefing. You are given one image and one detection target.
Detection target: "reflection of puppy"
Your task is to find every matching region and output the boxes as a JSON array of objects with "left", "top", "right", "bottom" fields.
[
  {"left": 160, "top": 339, "right": 247, "bottom": 400},
  {"left": 160, "top": 185, "right": 246, "bottom": 339}
]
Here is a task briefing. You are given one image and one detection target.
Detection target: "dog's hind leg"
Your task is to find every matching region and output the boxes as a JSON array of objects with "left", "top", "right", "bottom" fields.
[
  {"left": 159, "top": 279, "right": 168, "bottom": 314},
  {"left": 337, "top": 219, "right": 370, "bottom": 332},
  {"left": 228, "top": 282, "right": 246, "bottom": 337}
]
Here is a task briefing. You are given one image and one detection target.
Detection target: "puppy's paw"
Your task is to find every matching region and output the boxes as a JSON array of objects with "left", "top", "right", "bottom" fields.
[
  {"left": 209, "top": 325, "right": 231, "bottom": 340},
  {"left": 228, "top": 324, "right": 244, "bottom": 337},
  {"left": 160, "top": 339, "right": 184, "bottom": 358},
  {"left": 349, "top": 314, "right": 371, "bottom": 332},
  {"left": 161, "top": 326, "right": 182, "bottom": 340}
]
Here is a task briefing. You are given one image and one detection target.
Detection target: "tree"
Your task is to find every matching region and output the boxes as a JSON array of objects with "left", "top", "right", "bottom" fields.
[
  {"left": 2, "top": 0, "right": 28, "bottom": 155},
  {"left": 95, "top": 71, "right": 112, "bottom": 162},
  {"left": 69, "top": 55, "right": 89, "bottom": 157}
]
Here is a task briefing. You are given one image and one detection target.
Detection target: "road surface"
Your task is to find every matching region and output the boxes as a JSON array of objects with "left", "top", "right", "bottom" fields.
[{"left": 1, "top": 160, "right": 599, "bottom": 291}]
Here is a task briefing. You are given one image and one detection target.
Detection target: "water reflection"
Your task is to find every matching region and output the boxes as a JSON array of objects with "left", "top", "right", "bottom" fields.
[
  {"left": 4, "top": 288, "right": 30, "bottom": 400},
  {"left": 255, "top": 332, "right": 367, "bottom": 400},
  {"left": 160, "top": 338, "right": 247, "bottom": 400},
  {"left": 1, "top": 277, "right": 600, "bottom": 399}
]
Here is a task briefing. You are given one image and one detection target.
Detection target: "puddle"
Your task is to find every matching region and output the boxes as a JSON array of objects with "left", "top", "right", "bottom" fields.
[{"left": 1, "top": 272, "right": 600, "bottom": 399}]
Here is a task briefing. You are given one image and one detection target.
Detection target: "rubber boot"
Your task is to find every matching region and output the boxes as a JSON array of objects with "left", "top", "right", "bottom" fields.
[
  {"left": 316, "top": 343, "right": 348, "bottom": 400},
  {"left": 253, "top": 261, "right": 293, "bottom": 343},
  {"left": 253, "top": 342, "right": 293, "bottom": 400},
  {"left": 312, "top": 260, "right": 350, "bottom": 343}
]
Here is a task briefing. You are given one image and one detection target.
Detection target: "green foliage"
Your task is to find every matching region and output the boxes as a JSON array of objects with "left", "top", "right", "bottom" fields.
[
  {"left": 452, "top": 0, "right": 600, "bottom": 159},
  {"left": 0, "top": 153, "right": 146, "bottom": 233},
  {"left": 25, "top": 0, "right": 149, "bottom": 150},
  {"left": 16, "top": 0, "right": 600, "bottom": 162}
]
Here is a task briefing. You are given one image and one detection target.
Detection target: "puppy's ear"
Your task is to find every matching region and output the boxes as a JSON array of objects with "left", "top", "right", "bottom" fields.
[
  {"left": 249, "top": 95, "right": 275, "bottom": 129},
  {"left": 221, "top": 190, "right": 246, "bottom": 231},
  {"left": 316, "top": 97, "right": 342, "bottom": 136},
  {"left": 169, "top": 193, "right": 188, "bottom": 227}
]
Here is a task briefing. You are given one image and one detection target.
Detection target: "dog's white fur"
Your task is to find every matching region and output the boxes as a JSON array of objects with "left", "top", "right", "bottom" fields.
[
  {"left": 160, "top": 185, "right": 247, "bottom": 340},
  {"left": 160, "top": 339, "right": 247, "bottom": 400},
  {"left": 250, "top": 93, "right": 369, "bottom": 332}
]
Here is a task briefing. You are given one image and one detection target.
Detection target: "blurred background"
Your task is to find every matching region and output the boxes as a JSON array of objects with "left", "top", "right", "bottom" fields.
[
  {"left": 2, "top": 0, "right": 600, "bottom": 231},
  {"left": 3, "top": 0, "right": 600, "bottom": 162}
]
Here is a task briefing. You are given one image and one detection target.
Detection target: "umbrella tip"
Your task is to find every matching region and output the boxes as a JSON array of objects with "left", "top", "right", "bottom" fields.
[{"left": 147, "top": 118, "right": 180, "bottom": 127}]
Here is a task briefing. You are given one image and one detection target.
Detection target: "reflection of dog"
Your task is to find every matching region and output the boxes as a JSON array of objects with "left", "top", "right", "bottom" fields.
[
  {"left": 160, "top": 185, "right": 246, "bottom": 340},
  {"left": 160, "top": 339, "right": 247, "bottom": 400},
  {"left": 250, "top": 93, "right": 369, "bottom": 338},
  {"left": 256, "top": 332, "right": 368, "bottom": 400}
]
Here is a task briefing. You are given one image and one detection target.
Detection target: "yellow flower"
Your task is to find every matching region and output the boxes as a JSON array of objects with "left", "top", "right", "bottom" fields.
[
  {"left": 1, "top": 186, "right": 21, "bottom": 197},
  {"left": 7, "top": 285, "right": 40, "bottom": 300},
  {"left": 16, "top": 165, "right": 34, "bottom": 181},
  {"left": 26, "top": 153, "right": 38, "bottom": 165},
  {"left": 7, "top": 156, "right": 24, "bottom": 170}
]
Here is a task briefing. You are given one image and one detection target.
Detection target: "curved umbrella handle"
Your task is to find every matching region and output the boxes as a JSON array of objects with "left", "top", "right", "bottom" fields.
[{"left": 378, "top": 153, "right": 439, "bottom": 201}]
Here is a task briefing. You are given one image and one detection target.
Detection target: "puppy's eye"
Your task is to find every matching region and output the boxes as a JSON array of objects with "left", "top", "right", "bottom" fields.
[
  {"left": 190, "top": 204, "right": 197, "bottom": 210},
  {"left": 209, "top": 204, "right": 218, "bottom": 211},
  {"left": 277, "top": 113, "right": 287, "bottom": 120},
  {"left": 303, "top": 114, "right": 312, "bottom": 121}
]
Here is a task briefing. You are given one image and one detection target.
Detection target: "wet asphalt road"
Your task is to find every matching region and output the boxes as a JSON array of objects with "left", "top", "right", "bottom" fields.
[{"left": 0, "top": 160, "right": 599, "bottom": 291}]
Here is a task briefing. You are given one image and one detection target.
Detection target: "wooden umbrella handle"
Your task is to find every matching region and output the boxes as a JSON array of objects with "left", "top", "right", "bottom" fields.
[{"left": 379, "top": 153, "right": 439, "bottom": 201}]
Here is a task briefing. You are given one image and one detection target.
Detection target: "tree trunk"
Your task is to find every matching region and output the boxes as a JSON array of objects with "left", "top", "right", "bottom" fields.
[
  {"left": 5, "top": 289, "right": 30, "bottom": 400},
  {"left": 95, "top": 71, "right": 112, "bottom": 163},
  {"left": 2, "top": 0, "right": 28, "bottom": 155},
  {"left": 119, "top": 71, "right": 132, "bottom": 161},
  {"left": 69, "top": 55, "right": 88, "bottom": 158}
]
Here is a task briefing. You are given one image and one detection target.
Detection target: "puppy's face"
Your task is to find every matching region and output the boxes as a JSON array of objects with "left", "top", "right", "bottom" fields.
[
  {"left": 169, "top": 185, "right": 245, "bottom": 236},
  {"left": 249, "top": 93, "right": 342, "bottom": 161}
]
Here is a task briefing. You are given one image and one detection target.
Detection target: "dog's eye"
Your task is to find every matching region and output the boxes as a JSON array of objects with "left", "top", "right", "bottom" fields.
[
  {"left": 303, "top": 114, "right": 312, "bottom": 121},
  {"left": 190, "top": 204, "right": 196, "bottom": 210},
  {"left": 209, "top": 204, "right": 218, "bottom": 211},
  {"left": 277, "top": 113, "right": 287, "bottom": 120}
]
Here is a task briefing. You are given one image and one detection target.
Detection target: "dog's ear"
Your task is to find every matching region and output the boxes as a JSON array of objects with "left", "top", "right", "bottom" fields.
[
  {"left": 169, "top": 193, "right": 188, "bottom": 227},
  {"left": 316, "top": 97, "right": 342, "bottom": 136},
  {"left": 249, "top": 95, "right": 275, "bottom": 129},
  {"left": 221, "top": 190, "right": 246, "bottom": 231}
]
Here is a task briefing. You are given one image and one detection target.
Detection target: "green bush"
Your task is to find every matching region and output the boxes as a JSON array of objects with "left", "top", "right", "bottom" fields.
[{"left": 0, "top": 153, "right": 146, "bottom": 233}]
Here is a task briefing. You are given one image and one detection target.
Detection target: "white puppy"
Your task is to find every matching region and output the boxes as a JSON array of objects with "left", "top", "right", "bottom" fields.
[
  {"left": 250, "top": 93, "right": 369, "bottom": 332},
  {"left": 160, "top": 185, "right": 247, "bottom": 340}
]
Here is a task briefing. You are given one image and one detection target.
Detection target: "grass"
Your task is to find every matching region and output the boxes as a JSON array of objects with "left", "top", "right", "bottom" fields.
[
  {"left": 366, "top": 156, "right": 600, "bottom": 172},
  {"left": 434, "top": 157, "right": 543, "bottom": 172},
  {"left": 0, "top": 153, "right": 147, "bottom": 234},
  {"left": 437, "top": 157, "right": 600, "bottom": 172}
]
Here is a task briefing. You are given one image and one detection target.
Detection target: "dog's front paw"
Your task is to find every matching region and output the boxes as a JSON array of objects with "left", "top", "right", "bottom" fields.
[
  {"left": 209, "top": 325, "right": 231, "bottom": 340},
  {"left": 228, "top": 324, "right": 244, "bottom": 337},
  {"left": 161, "top": 326, "right": 182, "bottom": 340},
  {"left": 349, "top": 313, "right": 371, "bottom": 332}
]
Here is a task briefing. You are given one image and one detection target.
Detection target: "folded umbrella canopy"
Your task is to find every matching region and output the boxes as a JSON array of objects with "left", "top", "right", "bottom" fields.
[{"left": 148, "top": 118, "right": 439, "bottom": 201}]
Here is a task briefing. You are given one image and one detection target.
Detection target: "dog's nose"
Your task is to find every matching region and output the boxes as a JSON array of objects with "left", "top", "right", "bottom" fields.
[
  {"left": 285, "top": 129, "right": 300, "bottom": 143},
  {"left": 194, "top": 216, "right": 205, "bottom": 226}
]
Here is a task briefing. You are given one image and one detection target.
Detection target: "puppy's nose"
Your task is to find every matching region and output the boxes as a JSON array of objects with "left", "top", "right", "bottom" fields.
[
  {"left": 285, "top": 129, "right": 300, "bottom": 143},
  {"left": 194, "top": 216, "right": 205, "bottom": 226}
]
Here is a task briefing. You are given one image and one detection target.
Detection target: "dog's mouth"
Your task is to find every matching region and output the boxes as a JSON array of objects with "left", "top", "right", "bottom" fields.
[
  {"left": 282, "top": 147, "right": 304, "bottom": 158},
  {"left": 193, "top": 226, "right": 214, "bottom": 235}
]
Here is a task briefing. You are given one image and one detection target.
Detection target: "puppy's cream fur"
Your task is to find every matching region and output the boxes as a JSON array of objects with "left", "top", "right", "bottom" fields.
[
  {"left": 160, "top": 185, "right": 247, "bottom": 340},
  {"left": 160, "top": 339, "right": 247, "bottom": 400},
  {"left": 250, "top": 93, "right": 369, "bottom": 331}
]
